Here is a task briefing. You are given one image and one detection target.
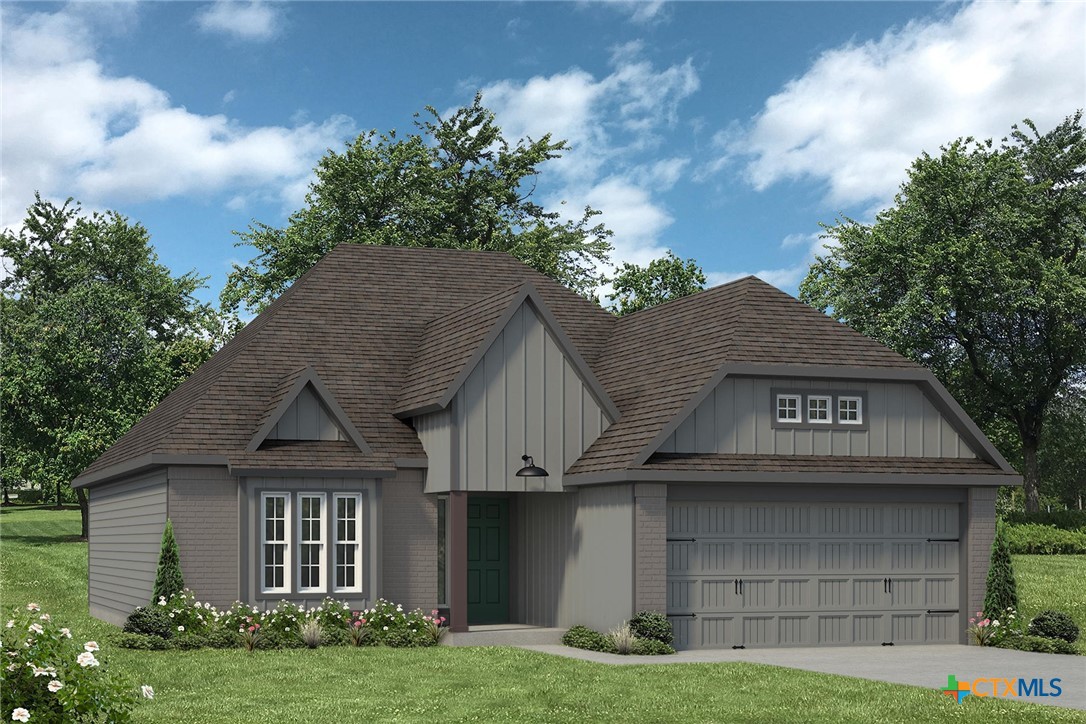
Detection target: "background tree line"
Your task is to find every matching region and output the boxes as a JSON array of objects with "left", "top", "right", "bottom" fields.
[{"left": 3, "top": 101, "right": 1082, "bottom": 536}]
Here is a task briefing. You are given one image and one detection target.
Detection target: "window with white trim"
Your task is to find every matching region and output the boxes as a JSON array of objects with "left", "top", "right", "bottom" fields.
[
  {"left": 807, "top": 395, "right": 831, "bottom": 423},
  {"left": 776, "top": 394, "right": 801, "bottom": 422},
  {"left": 261, "top": 493, "right": 290, "bottom": 594},
  {"left": 334, "top": 494, "right": 362, "bottom": 593},
  {"left": 838, "top": 396, "right": 863, "bottom": 424},
  {"left": 297, "top": 493, "right": 326, "bottom": 593}
]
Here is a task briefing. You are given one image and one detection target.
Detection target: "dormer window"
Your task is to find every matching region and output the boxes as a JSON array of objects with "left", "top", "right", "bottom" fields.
[
  {"left": 838, "top": 396, "right": 863, "bottom": 424},
  {"left": 808, "top": 395, "right": 831, "bottom": 423},
  {"left": 776, "top": 394, "right": 801, "bottom": 423}
]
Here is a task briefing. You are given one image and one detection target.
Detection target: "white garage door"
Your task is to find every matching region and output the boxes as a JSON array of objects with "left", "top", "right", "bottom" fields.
[{"left": 666, "top": 501, "right": 960, "bottom": 649}]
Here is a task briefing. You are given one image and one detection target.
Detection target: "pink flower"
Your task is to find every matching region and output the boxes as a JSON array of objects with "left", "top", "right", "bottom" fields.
[
  {"left": 76, "top": 652, "right": 99, "bottom": 668},
  {"left": 83, "top": 642, "right": 99, "bottom": 653},
  {"left": 26, "top": 604, "right": 40, "bottom": 612},
  {"left": 353, "top": 621, "right": 362, "bottom": 628},
  {"left": 11, "top": 708, "right": 30, "bottom": 722},
  {"left": 28, "top": 624, "right": 42, "bottom": 635},
  {"left": 47, "top": 680, "right": 63, "bottom": 693}
]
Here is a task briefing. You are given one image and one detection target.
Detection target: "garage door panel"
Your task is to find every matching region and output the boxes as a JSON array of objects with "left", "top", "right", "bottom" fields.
[
  {"left": 778, "top": 579, "right": 811, "bottom": 608},
  {"left": 667, "top": 500, "right": 962, "bottom": 649}
]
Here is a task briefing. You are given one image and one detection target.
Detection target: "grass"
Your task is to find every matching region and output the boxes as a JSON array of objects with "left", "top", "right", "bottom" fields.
[
  {"left": 3, "top": 506, "right": 1085, "bottom": 723},
  {"left": 1013, "top": 554, "right": 1086, "bottom": 654}
]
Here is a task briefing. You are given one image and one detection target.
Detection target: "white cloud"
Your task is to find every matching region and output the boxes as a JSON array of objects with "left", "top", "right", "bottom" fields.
[
  {"left": 0, "top": 5, "right": 354, "bottom": 227},
  {"left": 195, "top": 1, "right": 282, "bottom": 42},
  {"left": 479, "top": 45, "right": 698, "bottom": 280},
  {"left": 717, "top": 0, "right": 1085, "bottom": 208}
]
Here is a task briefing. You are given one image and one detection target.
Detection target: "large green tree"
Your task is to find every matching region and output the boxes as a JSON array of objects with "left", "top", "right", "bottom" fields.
[
  {"left": 607, "top": 251, "right": 707, "bottom": 315},
  {"left": 801, "top": 112, "right": 1086, "bottom": 511},
  {"left": 223, "top": 94, "right": 613, "bottom": 314},
  {"left": 1, "top": 196, "right": 220, "bottom": 537}
]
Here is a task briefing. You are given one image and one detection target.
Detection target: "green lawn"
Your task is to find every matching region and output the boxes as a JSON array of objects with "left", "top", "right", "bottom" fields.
[
  {"left": 1013, "top": 554, "right": 1086, "bottom": 654},
  {"left": 3, "top": 506, "right": 1084, "bottom": 723}
]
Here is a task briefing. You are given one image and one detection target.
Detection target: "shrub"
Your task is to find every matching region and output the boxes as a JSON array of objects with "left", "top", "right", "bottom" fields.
[
  {"left": 116, "top": 633, "right": 170, "bottom": 650},
  {"left": 152, "top": 519, "right": 185, "bottom": 602},
  {"left": 608, "top": 622, "right": 637, "bottom": 655},
  {"left": 995, "top": 634, "right": 1078, "bottom": 655},
  {"left": 984, "top": 521, "right": 1018, "bottom": 618},
  {"left": 123, "top": 607, "right": 174, "bottom": 640},
  {"left": 359, "top": 599, "right": 442, "bottom": 648},
  {"left": 169, "top": 633, "right": 209, "bottom": 650},
  {"left": 629, "top": 611, "right": 673, "bottom": 645},
  {"left": 320, "top": 626, "right": 350, "bottom": 647},
  {"left": 1003, "top": 510, "right": 1086, "bottom": 530},
  {"left": 205, "top": 628, "right": 240, "bottom": 649},
  {"left": 1003, "top": 523, "right": 1086, "bottom": 554},
  {"left": 2, "top": 603, "right": 147, "bottom": 722},
  {"left": 562, "top": 625, "right": 617, "bottom": 653},
  {"left": 348, "top": 620, "right": 372, "bottom": 647},
  {"left": 632, "top": 638, "right": 675, "bottom": 655},
  {"left": 1028, "top": 611, "right": 1080, "bottom": 643},
  {"left": 301, "top": 620, "right": 322, "bottom": 648}
]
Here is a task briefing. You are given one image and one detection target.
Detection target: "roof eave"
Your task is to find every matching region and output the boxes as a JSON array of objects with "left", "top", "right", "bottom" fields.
[{"left": 563, "top": 469, "right": 1021, "bottom": 487}]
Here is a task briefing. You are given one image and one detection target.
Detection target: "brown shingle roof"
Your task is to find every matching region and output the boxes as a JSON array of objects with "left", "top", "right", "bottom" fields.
[
  {"left": 78, "top": 245, "right": 613, "bottom": 480},
  {"left": 643, "top": 453, "right": 1005, "bottom": 475},
  {"left": 566, "top": 277, "right": 922, "bottom": 475}
]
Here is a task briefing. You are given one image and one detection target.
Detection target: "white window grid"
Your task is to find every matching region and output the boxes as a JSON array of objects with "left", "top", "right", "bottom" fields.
[
  {"left": 260, "top": 493, "right": 291, "bottom": 595},
  {"left": 297, "top": 493, "right": 327, "bottom": 593},
  {"left": 838, "top": 396, "right": 863, "bottom": 424},
  {"left": 807, "top": 395, "right": 832, "bottom": 423},
  {"left": 776, "top": 394, "right": 801, "bottom": 422},
  {"left": 333, "top": 494, "right": 363, "bottom": 593}
]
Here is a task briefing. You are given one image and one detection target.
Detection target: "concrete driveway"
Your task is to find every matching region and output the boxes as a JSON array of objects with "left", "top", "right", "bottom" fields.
[{"left": 520, "top": 644, "right": 1086, "bottom": 711}]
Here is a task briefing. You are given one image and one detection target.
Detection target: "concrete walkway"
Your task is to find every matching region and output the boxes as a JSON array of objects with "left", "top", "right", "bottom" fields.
[{"left": 519, "top": 644, "right": 1086, "bottom": 711}]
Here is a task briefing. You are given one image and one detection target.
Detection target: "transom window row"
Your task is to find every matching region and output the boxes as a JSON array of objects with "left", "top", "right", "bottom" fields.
[
  {"left": 776, "top": 393, "right": 863, "bottom": 425},
  {"left": 260, "top": 491, "right": 363, "bottom": 595}
]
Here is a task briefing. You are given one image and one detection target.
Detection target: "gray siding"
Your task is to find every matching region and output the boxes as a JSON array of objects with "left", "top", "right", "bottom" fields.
[
  {"left": 240, "top": 476, "right": 378, "bottom": 610},
  {"left": 634, "top": 484, "right": 667, "bottom": 613},
  {"left": 514, "top": 485, "right": 634, "bottom": 630},
  {"left": 659, "top": 378, "right": 977, "bottom": 458},
  {"left": 966, "top": 486, "right": 997, "bottom": 643},
  {"left": 168, "top": 466, "right": 239, "bottom": 607},
  {"left": 88, "top": 470, "right": 168, "bottom": 625},
  {"left": 380, "top": 470, "right": 439, "bottom": 611},
  {"left": 267, "top": 383, "right": 345, "bottom": 441},
  {"left": 418, "top": 301, "right": 611, "bottom": 493}
]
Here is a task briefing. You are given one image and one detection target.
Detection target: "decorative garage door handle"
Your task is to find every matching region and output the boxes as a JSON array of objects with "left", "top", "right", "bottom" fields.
[
  {"left": 883, "top": 577, "right": 894, "bottom": 594},
  {"left": 926, "top": 609, "right": 959, "bottom": 614},
  {"left": 667, "top": 613, "right": 697, "bottom": 618},
  {"left": 734, "top": 578, "right": 743, "bottom": 595},
  {"left": 926, "top": 538, "right": 960, "bottom": 542},
  {"left": 667, "top": 538, "right": 696, "bottom": 542}
]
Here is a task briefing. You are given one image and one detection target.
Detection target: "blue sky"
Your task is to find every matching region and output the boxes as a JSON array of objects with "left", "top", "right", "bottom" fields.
[{"left": 3, "top": 1, "right": 1083, "bottom": 309}]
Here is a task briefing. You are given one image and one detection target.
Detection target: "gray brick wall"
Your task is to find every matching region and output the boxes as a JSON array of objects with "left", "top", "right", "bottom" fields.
[
  {"left": 168, "top": 466, "right": 239, "bottom": 607},
  {"left": 634, "top": 483, "right": 667, "bottom": 613},
  {"left": 966, "top": 486, "right": 998, "bottom": 640},
  {"left": 381, "top": 471, "right": 438, "bottom": 611}
]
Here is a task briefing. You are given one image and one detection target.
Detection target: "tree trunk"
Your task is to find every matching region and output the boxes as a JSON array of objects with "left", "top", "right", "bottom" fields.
[
  {"left": 77, "top": 487, "right": 89, "bottom": 540},
  {"left": 1021, "top": 438, "right": 1041, "bottom": 512},
  {"left": 54, "top": 480, "right": 62, "bottom": 509}
]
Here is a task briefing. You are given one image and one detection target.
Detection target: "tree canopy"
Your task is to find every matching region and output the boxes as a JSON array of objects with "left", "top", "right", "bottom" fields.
[
  {"left": 607, "top": 251, "right": 707, "bottom": 316},
  {"left": 800, "top": 112, "right": 1086, "bottom": 511},
  {"left": 222, "top": 94, "right": 613, "bottom": 314},
  {"left": 1, "top": 195, "right": 220, "bottom": 535}
]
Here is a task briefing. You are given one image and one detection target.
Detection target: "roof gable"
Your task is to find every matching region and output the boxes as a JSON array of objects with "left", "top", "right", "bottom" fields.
[
  {"left": 395, "top": 283, "right": 620, "bottom": 422},
  {"left": 247, "top": 367, "right": 372, "bottom": 454}
]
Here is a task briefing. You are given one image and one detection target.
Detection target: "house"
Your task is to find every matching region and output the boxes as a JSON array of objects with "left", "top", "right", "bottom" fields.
[{"left": 73, "top": 244, "right": 1019, "bottom": 649}]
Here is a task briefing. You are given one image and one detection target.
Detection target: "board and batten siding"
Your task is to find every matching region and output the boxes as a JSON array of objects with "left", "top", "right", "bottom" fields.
[
  {"left": 657, "top": 378, "right": 978, "bottom": 458},
  {"left": 266, "top": 383, "right": 345, "bottom": 441},
  {"left": 88, "top": 470, "right": 168, "bottom": 626},
  {"left": 418, "top": 301, "right": 611, "bottom": 493},
  {"left": 514, "top": 485, "right": 634, "bottom": 630}
]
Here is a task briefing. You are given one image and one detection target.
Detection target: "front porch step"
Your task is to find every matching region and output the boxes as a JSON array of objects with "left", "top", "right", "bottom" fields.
[{"left": 441, "top": 624, "right": 565, "bottom": 647}]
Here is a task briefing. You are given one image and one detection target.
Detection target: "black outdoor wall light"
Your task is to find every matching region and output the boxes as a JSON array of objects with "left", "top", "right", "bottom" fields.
[{"left": 515, "top": 454, "right": 549, "bottom": 477}]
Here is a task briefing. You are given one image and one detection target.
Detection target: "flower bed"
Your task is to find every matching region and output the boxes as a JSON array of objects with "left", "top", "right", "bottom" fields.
[{"left": 120, "top": 590, "right": 446, "bottom": 651}]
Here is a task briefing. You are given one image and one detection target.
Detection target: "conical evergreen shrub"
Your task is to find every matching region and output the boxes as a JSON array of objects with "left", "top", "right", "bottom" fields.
[
  {"left": 983, "top": 519, "right": 1018, "bottom": 619},
  {"left": 152, "top": 519, "right": 185, "bottom": 602}
]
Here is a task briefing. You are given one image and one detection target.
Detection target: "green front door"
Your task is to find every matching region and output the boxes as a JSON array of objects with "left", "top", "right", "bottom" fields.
[{"left": 467, "top": 497, "right": 509, "bottom": 625}]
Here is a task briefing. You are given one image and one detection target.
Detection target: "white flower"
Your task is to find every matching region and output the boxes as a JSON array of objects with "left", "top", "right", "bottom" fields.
[
  {"left": 28, "top": 624, "right": 43, "bottom": 635},
  {"left": 38, "top": 614, "right": 50, "bottom": 622},
  {"left": 83, "top": 641, "right": 99, "bottom": 652},
  {"left": 47, "top": 680, "right": 63, "bottom": 693},
  {"left": 141, "top": 685, "right": 154, "bottom": 700},
  {"left": 59, "top": 629, "right": 71, "bottom": 639},
  {"left": 168, "top": 613, "right": 175, "bottom": 619},
  {"left": 76, "top": 652, "right": 99, "bottom": 668},
  {"left": 157, "top": 598, "right": 167, "bottom": 606},
  {"left": 31, "top": 666, "right": 54, "bottom": 677},
  {"left": 5, "top": 664, "right": 15, "bottom": 672},
  {"left": 177, "top": 626, "right": 185, "bottom": 632},
  {"left": 993, "top": 620, "right": 1000, "bottom": 627},
  {"left": 11, "top": 708, "right": 30, "bottom": 722},
  {"left": 26, "top": 604, "right": 39, "bottom": 612},
  {"left": 4, "top": 621, "right": 12, "bottom": 629},
  {"left": 383, "top": 626, "right": 389, "bottom": 631}
]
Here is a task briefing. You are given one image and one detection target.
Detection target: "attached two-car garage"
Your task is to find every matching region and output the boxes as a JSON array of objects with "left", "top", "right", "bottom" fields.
[{"left": 666, "top": 498, "right": 962, "bottom": 649}]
